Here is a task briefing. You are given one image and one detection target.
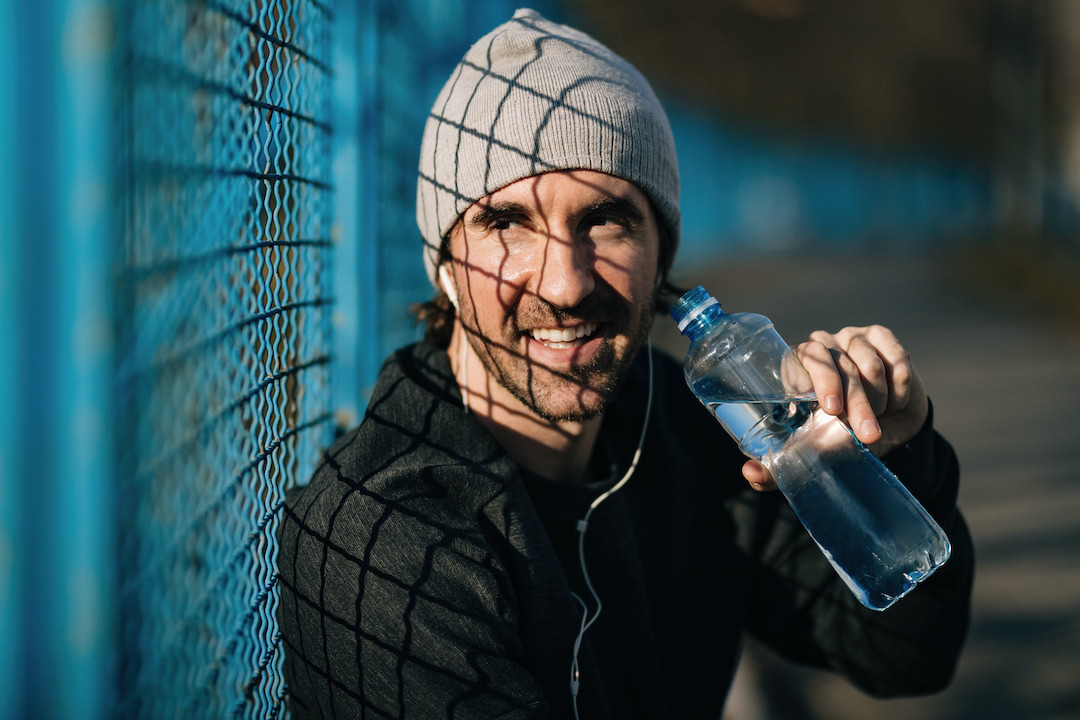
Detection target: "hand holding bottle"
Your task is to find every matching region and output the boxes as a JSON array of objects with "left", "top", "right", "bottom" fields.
[
  {"left": 671, "top": 287, "right": 951, "bottom": 610},
  {"left": 742, "top": 325, "right": 929, "bottom": 492}
]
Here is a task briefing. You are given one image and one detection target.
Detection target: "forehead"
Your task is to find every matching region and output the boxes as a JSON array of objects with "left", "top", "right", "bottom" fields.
[{"left": 463, "top": 169, "right": 651, "bottom": 217}]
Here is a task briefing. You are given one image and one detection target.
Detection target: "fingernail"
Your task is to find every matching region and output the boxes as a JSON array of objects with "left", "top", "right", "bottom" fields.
[
  {"left": 824, "top": 395, "right": 842, "bottom": 413},
  {"left": 860, "top": 419, "right": 881, "bottom": 437}
]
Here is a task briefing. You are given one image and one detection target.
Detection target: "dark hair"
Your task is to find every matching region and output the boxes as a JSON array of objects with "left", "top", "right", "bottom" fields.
[{"left": 411, "top": 210, "right": 684, "bottom": 348}]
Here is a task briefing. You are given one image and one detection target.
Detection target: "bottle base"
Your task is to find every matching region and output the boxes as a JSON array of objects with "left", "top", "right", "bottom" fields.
[{"left": 844, "top": 544, "right": 952, "bottom": 612}]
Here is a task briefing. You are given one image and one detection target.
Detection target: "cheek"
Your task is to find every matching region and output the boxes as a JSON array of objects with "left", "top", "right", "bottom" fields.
[
  {"left": 458, "top": 251, "right": 531, "bottom": 324},
  {"left": 495, "top": 265, "right": 531, "bottom": 309},
  {"left": 476, "top": 244, "right": 536, "bottom": 307},
  {"left": 596, "top": 245, "right": 658, "bottom": 301}
]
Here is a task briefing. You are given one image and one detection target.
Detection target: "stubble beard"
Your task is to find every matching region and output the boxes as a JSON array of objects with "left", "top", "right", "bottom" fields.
[{"left": 464, "top": 290, "right": 656, "bottom": 424}]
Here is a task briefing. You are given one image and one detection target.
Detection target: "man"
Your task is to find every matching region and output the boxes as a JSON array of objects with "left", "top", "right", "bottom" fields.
[{"left": 278, "top": 9, "right": 973, "bottom": 719}]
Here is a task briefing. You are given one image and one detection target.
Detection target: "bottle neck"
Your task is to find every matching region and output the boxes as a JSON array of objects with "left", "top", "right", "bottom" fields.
[{"left": 682, "top": 303, "right": 725, "bottom": 341}]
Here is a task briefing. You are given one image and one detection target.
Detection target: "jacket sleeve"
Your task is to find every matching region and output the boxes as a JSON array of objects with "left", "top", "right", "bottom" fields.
[
  {"left": 277, "top": 468, "right": 547, "bottom": 719},
  {"left": 740, "top": 404, "right": 975, "bottom": 697}
]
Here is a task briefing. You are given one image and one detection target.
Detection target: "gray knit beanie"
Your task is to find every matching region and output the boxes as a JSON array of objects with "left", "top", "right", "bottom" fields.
[{"left": 416, "top": 7, "right": 680, "bottom": 287}]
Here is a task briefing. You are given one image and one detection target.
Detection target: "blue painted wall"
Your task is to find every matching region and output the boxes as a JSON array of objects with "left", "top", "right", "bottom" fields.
[{"left": 671, "top": 105, "right": 993, "bottom": 263}]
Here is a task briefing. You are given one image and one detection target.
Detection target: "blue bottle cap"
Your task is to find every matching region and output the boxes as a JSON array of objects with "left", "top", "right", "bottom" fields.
[{"left": 670, "top": 286, "right": 721, "bottom": 333}]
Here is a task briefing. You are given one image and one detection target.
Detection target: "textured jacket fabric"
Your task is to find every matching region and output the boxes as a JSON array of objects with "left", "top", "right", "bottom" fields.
[{"left": 278, "top": 341, "right": 974, "bottom": 719}]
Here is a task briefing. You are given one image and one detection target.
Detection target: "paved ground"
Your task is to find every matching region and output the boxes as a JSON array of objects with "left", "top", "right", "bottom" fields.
[{"left": 651, "top": 248, "right": 1080, "bottom": 720}]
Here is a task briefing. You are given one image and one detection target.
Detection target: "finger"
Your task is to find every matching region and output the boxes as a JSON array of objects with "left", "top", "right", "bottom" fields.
[
  {"left": 742, "top": 460, "right": 777, "bottom": 492},
  {"left": 863, "top": 325, "right": 913, "bottom": 412},
  {"left": 844, "top": 335, "right": 889, "bottom": 416},
  {"left": 780, "top": 351, "right": 815, "bottom": 398},
  {"left": 836, "top": 347, "right": 883, "bottom": 444},
  {"left": 796, "top": 340, "right": 844, "bottom": 414}
]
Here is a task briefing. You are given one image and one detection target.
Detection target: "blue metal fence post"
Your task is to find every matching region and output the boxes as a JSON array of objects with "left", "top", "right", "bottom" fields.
[
  {"left": 53, "top": 1, "right": 117, "bottom": 716},
  {"left": 331, "top": 0, "right": 363, "bottom": 427},
  {"left": 0, "top": 0, "right": 22, "bottom": 714},
  {"left": 7, "top": 0, "right": 116, "bottom": 718},
  {"left": 356, "top": 0, "right": 383, "bottom": 406}
]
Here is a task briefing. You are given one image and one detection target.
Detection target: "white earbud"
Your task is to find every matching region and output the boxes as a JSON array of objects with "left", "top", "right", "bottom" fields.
[
  {"left": 439, "top": 263, "right": 470, "bottom": 414},
  {"left": 438, "top": 263, "right": 459, "bottom": 311}
]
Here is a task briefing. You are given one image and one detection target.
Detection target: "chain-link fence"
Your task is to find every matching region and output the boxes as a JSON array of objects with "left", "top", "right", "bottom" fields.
[
  {"left": 107, "top": 1, "right": 540, "bottom": 716},
  {"left": 112, "top": 0, "right": 334, "bottom": 716}
]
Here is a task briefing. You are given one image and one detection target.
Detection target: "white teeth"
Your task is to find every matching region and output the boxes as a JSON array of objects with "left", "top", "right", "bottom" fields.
[{"left": 530, "top": 322, "right": 597, "bottom": 346}]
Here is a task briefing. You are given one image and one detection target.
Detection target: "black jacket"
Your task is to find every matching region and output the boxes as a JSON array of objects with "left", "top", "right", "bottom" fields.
[{"left": 278, "top": 341, "right": 973, "bottom": 719}]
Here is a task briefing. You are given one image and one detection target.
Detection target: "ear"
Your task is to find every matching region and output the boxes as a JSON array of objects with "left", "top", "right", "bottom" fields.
[{"left": 438, "top": 263, "right": 460, "bottom": 311}]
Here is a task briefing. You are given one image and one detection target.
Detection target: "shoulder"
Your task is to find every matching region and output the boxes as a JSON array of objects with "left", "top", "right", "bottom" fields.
[
  {"left": 276, "top": 345, "right": 532, "bottom": 679},
  {"left": 277, "top": 430, "right": 545, "bottom": 718},
  {"left": 279, "top": 341, "right": 528, "bottom": 586},
  {"left": 283, "top": 343, "right": 519, "bottom": 549},
  {"left": 312, "top": 341, "right": 506, "bottom": 481},
  {"left": 278, "top": 457, "right": 516, "bottom": 630},
  {"left": 281, "top": 435, "right": 516, "bottom": 559}
]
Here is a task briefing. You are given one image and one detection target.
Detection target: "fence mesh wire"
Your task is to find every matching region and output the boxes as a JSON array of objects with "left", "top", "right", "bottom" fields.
[{"left": 114, "top": 0, "right": 334, "bottom": 716}]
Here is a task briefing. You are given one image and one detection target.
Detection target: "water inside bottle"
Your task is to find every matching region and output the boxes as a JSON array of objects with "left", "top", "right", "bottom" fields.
[
  {"left": 777, "top": 452, "right": 952, "bottom": 610},
  {"left": 701, "top": 393, "right": 951, "bottom": 611},
  {"left": 702, "top": 395, "right": 817, "bottom": 460}
]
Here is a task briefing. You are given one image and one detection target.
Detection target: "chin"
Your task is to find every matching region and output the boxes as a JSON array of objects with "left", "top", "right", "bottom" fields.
[
  {"left": 520, "top": 376, "right": 612, "bottom": 423},
  {"left": 540, "top": 397, "right": 607, "bottom": 424}
]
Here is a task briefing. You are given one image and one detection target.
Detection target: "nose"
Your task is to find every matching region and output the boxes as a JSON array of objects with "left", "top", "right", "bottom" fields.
[{"left": 533, "top": 230, "right": 595, "bottom": 310}]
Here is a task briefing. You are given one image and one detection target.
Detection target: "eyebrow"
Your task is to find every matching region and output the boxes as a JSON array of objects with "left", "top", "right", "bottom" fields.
[
  {"left": 583, "top": 196, "right": 646, "bottom": 224},
  {"left": 465, "top": 195, "right": 647, "bottom": 229},
  {"left": 467, "top": 201, "right": 530, "bottom": 228}
]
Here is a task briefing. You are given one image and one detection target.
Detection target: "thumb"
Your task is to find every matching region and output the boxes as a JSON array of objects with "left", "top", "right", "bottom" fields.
[{"left": 742, "top": 459, "right": 778, "bottom": 492}]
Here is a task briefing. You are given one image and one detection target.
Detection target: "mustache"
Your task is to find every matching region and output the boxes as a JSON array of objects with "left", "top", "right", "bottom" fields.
[{"left": 512, "top": 288, "right": 628, "bottom": 330}]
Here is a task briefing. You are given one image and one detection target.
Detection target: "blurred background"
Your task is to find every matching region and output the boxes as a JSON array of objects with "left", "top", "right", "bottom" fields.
[{"left": 1, "top": 0, "right": 1077, "bottom": 718}]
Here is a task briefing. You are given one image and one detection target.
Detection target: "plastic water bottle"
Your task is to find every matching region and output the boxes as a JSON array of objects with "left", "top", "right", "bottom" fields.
[{"left": 670, "top": 286, "right": 951, "bottom": 611}]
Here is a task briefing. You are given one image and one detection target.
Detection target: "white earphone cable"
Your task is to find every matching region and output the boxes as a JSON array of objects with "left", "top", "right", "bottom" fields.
[
  {"left": 569, "top": 336, "right": 654, "bottom": 719},
  {"left": 460, "top": 329, "right": 470, "bottom": 414}
]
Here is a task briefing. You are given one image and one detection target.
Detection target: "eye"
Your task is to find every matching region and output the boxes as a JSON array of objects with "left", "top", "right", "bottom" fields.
[
  {"left": 492, "top": 217, "right": 524, "bottom": 231},
  {"left": 585, "top": 213, "right": 631, "bottom": 236}
]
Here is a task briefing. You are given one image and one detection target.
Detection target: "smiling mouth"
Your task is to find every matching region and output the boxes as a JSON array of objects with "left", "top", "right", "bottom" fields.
[{"left": 529, "top": 322, "right": 599, "bottom": 349}]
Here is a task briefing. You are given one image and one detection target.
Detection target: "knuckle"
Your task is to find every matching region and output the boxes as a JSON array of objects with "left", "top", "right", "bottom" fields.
[
  {"left": 893, "top": 355, "right": 912, "bottom": 380},
  {"left": 892, "top": 373, "right": 912, "bottom": 400},
  {"left": 801, "top": 339, "right": 830, "bottom": 360},
  {"left": 862, "top": 358, "right": 886, "bottom": 382},
  {"left": 872, "top": 324, "right": 905, "bottom": 351}
]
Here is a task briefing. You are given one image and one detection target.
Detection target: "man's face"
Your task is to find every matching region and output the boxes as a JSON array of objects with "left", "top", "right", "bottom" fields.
[{"left": 446, "top": 169, "right": 661, "bottom": 423}]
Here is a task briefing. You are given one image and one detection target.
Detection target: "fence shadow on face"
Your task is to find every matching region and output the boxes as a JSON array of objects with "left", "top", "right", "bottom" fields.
[{"left": 418, "top": 15, "right": 668, "bottom": 427}]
